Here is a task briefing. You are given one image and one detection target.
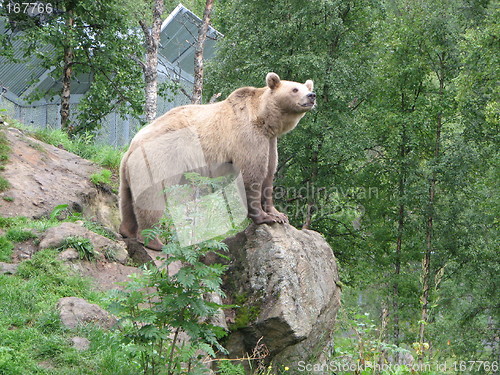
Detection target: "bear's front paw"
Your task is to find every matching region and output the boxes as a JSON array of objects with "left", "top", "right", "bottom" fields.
[
  {"left": 270, "top": 212, "right": 288, "bottom": 224},
  {"left": 265, "top": 207, "right": 289, "bottom": 224},
  {"left": 251, "top": 212, "right": 278, "bottom": 225}
]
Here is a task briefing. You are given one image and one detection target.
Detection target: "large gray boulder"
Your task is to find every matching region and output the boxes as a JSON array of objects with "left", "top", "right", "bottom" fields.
[{"left": 221, "top": 223, "right": 341, "bottom": 367}]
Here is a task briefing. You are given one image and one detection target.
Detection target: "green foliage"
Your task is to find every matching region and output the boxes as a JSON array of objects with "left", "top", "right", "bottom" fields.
[
  {"left": 49, "top": 204, "right": 69, "bottom": 221},
  {"left": 91, "top": 145, "right": 125, "bottom": 170},
  {"left": 332, "top": 307, "right": 433, "bottom": 375},
  {"left": 28, "top": 127, "right": 74, "bottom": 150},
  {"left": 230, "top": 293, "right": 261, "bottom": 331},
  {"left": 209, "top": 0, "right": 498, "bottom": 367},
  {"left": 0, "top": 216, "right": 30, "bottom": 230},
  {"left": 0, "top": 0, "right": 146, "bottom": 134},
  {"left": 216, "top": 360, "right": 246, "bottom": 375},
  {"left": 17, "top": 250, "right": 86, "bottom": 291},
  {"left": 90, "top": 169, "right": 113, "bottom": 186},
  {"left": 0, "top": 176, "right": 9, "bottom": 192},
  {"left": 107, "top": 236, "right": 229, "bottom": 374},
  {"left": 0, "top": 129, "right": 10, "bottom": 161}
]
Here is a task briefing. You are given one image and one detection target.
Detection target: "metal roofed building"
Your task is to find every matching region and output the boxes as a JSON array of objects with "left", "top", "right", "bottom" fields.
[{"left": 0, "top": 3, "right": 222, "bottom": 146}]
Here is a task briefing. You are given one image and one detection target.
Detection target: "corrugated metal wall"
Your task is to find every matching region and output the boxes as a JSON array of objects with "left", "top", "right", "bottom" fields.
[{"left": 0, "top": 79, "right": 193, "bottom": 147}]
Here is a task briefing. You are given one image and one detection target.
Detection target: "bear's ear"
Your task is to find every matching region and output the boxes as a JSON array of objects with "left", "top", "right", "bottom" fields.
[
  {"left": 266, "top": 72, "right": 281, "bottom": 90},
  {"left": 305, "top": 79, "right": 314, "bottom": 92}
]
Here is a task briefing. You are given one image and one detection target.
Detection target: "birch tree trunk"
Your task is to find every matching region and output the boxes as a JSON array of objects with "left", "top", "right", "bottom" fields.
[
  {"left": 418, "top": 57, "right": 444, "bottom": 365},
  {"left": 393, "top": 123, "right": 407, "bottom": 355},
  {"left": 140, "top": 0, "right": 164, "bottom": 123},
  {"left": 191, "top": 0, "right": 215, "bottom": 105},
  {"left": 60, "top": 10, "right": 74, "bottom": 132}
]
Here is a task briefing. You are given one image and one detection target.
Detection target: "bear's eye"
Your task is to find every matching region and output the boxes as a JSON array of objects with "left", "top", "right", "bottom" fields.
[{"left": 292, "top": 88, "right": 299, "bottom": 93}]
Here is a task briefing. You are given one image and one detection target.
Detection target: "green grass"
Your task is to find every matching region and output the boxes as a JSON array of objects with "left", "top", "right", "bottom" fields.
[
  {"left": 26, "top": 127, "right": 125, "bottom": 171},
  {"left": 0, "top": 236, "right": 14, "bottom": 262},
  {"left": 0, "top": 212, "right": 144, "bottom": 373},
  {"left": 0, "top": 131, "right": 11, "bottom": 160},
  {"left": 92, "top": 147, "right": 124, "bottom": 170},
  {"left": 0, "top": 129, "right": 11, "bottom": 192},
  {"left": 0, "top": 177, "right": 9, "bottom": 192},
  {"left": 0, "top": 214, "right": 59, "bottom": 234},
  {"left": 0, "top": 250, "right": 136, "bottom": 375},
  {"left": 82, "top": 221, "right": 116, "bottom": 240},
  {"left": 7, "top": 124, "right": 124, "bottom": 191},
  {"left": 5, "top": 228, "right": 37, "bottom": 242},
  {"left": 0, "top": 216, "right": 30, "bottom": 229},
  {"left": 4, "top": 119, "right": 125, "bottom": 170}
]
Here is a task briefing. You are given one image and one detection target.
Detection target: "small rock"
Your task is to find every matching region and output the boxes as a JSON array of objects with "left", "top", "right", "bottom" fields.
[
  {"left": 71, "top": 337, "right": 91, "bottom": 351},
  {"left": 57, "top": 297, "right": 116, "bottom": 329},
  {"left": 39, "top": 222, "right": 128, "bottom": 264},
  {"left": 0, "top": 262, "right": 18, "bottom": 275},
  {"left": 58, "top": 248, "right": 79, "bottom": 261},
  {"left": 18, "top": 253, "right": 31, "bottom": 260}
]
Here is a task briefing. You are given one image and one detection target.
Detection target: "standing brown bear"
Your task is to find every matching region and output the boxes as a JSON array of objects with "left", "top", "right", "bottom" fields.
[{"left": 119, "top": 72, "right": 316, "bottom": 249}]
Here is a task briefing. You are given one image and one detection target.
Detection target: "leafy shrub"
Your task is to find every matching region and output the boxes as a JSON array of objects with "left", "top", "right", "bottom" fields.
[
  {"left": 216, "top": 361, "right": 246, "bottom": 375},
  {"left": 329, "top": 309, "right": 441, "bottom": 375},
  {"left": 107, "top": 226, "right": 230, "bottom": 374}
]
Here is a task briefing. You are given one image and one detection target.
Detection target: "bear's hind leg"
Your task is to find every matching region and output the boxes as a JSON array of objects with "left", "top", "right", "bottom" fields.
[
  {"left": 135, "top": 208, "right": 165, "bottom": 251},
  {"left": 119, "top": 180, "right": 139, "bottom": 239}
]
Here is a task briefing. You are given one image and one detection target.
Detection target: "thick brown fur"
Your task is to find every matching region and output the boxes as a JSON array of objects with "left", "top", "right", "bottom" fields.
[{"left": 119, "top": 72, "right": 315, "bottom": 250}]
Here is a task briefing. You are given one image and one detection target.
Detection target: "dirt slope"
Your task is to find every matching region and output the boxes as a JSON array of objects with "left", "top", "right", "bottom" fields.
[{"left": 0, "top": 126, "right": 119, "bottom": 230}]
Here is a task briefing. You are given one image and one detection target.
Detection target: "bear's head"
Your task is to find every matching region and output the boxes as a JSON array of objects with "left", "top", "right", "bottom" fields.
[{"left": 266, "top": 72, "right": 316, "bottom": 114}]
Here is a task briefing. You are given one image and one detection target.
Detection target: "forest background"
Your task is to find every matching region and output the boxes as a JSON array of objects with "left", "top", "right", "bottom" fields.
[{"left": 1, "top": 0, "right": 498, "bottom": 371}]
